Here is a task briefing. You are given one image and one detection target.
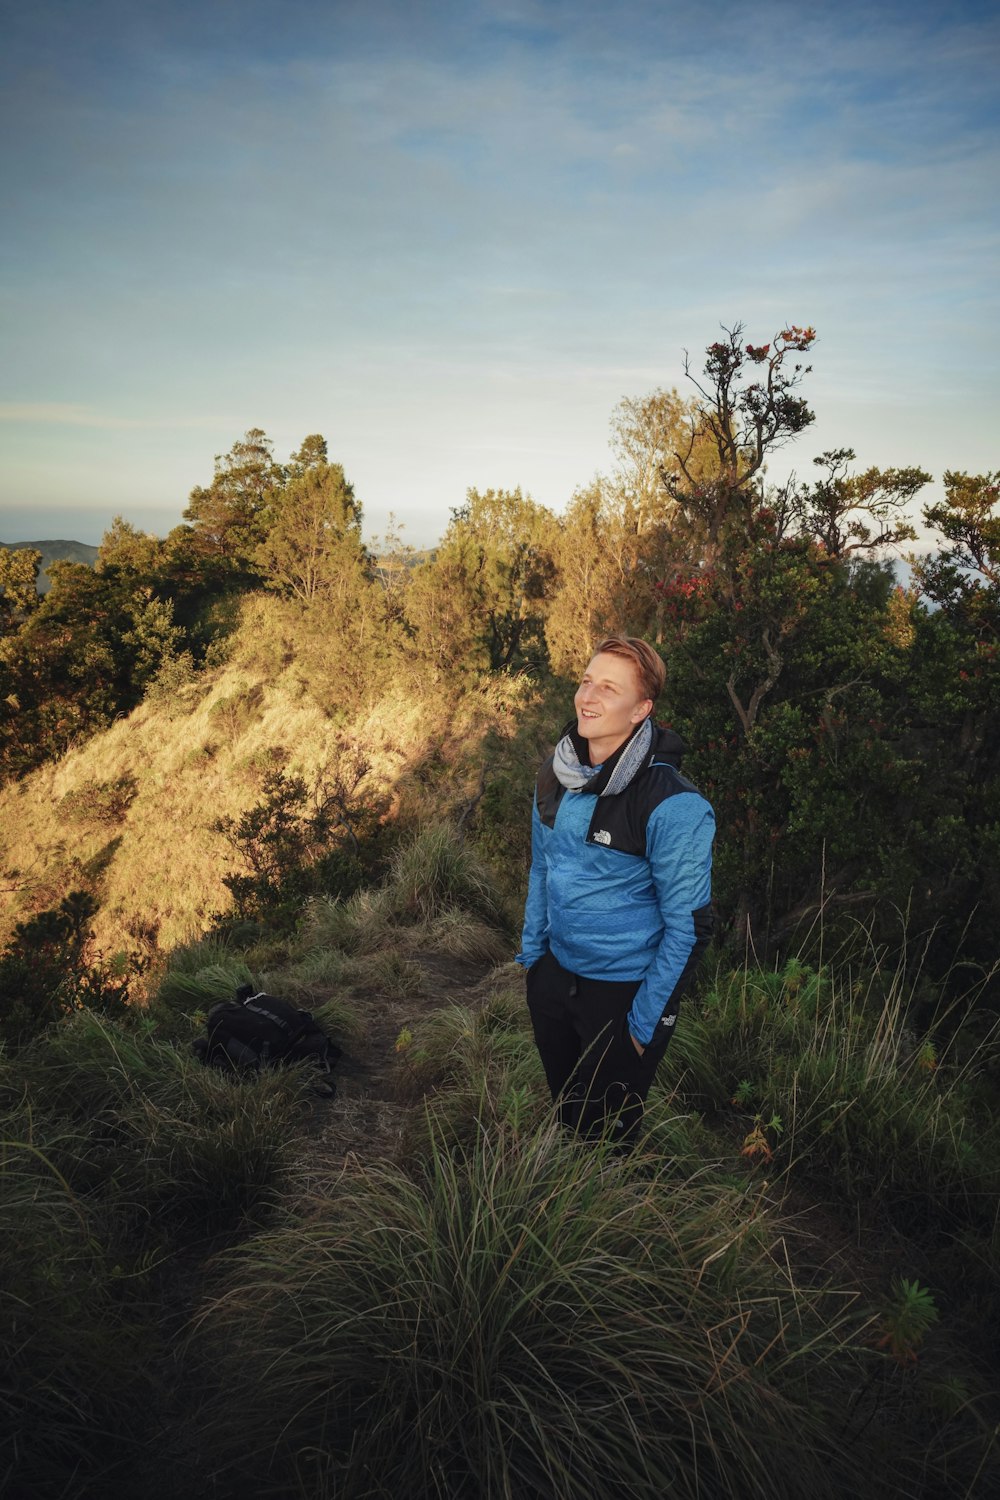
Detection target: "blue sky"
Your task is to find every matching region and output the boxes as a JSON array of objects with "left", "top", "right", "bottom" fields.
[{"left": 1, "top": 0, "right": 997, "bottom": 548}]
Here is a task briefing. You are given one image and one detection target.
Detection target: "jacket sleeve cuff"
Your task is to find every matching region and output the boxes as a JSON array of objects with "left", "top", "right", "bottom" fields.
[{"left": 515, "top": 949, "right": 545, "bottom": 968}]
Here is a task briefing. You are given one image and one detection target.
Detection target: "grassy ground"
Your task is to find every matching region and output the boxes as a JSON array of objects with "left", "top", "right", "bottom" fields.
[{"left": 3, "top": 825, "right": 999, "bottom": 1498}]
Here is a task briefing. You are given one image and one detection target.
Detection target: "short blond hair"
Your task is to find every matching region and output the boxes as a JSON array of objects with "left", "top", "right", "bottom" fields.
[{"left": 591, "top": 636, "right": 666, "bottom": 702}]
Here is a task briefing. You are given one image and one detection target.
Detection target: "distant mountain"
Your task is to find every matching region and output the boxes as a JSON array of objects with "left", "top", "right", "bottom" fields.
[{"left": 0, "top": 538, "right": 99, "bottom": 593}]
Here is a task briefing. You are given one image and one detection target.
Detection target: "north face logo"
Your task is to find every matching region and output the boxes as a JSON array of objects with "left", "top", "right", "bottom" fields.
[{"left": 592, "top": 829, "right": 611, "bottom": 845}]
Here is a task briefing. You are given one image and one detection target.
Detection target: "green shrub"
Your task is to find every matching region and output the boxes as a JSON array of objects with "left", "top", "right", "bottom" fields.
[
  {"left": 0, "top": 890, "right": 137, "bottom": 1049},
  {"left": 58, "top": 773, "right": 139, "bottom": 825},
  {"left": 145, "top": 647, "right": 199, "bottom": 705},
  {"left": 469, "top": 764, "right": 535, "bottom": 904},
  {"left": 207, "top": 681, "right": 265, "bottom": 739},
  {"left": 213, "top": 768, "right": 389, "bottom": 933}
]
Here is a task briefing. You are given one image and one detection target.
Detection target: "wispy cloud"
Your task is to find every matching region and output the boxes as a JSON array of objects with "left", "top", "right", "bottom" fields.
[
  {"left": 0, "top": 1, "right": 996, "bottom": 539},
  {"left": 0, "top": 404, "right": 220, "bottom": 431}
]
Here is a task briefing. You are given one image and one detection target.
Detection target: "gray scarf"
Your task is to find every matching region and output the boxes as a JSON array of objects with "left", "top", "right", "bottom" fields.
[{"left": 552, "top": 716, "right": 653, "bottom": 796}]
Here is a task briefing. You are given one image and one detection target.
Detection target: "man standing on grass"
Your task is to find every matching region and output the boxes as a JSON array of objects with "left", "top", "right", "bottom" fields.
[{"left": 517, "top": 636, "right": 715, "bottom": 1148}]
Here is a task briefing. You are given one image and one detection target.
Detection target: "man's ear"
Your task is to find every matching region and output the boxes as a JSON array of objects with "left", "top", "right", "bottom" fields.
[{"left": 631, "top": 700, "right": 653, "bottom": 723}]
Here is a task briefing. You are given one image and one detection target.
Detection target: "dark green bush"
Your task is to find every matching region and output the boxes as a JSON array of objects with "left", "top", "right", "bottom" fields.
[
  {"left": 58, "top": 772, "right": 138, "bottom": 825},
  {"left": 213, "top": 769, "right": 391, "bottom": 934},
  {"left": 0, "top": 890, "right": 137, "bottom": 1049}
]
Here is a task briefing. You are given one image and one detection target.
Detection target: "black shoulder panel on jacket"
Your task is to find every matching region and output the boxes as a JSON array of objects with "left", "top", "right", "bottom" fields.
[
  {"left": 585, "top": 758, "right": 699, "bottom": 857},
  {"left": 535, "top": 754, "right": 565, "bottom": 830}
]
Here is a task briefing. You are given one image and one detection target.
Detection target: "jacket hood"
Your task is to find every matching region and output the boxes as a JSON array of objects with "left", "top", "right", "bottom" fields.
[{"left": 652, "top": 723, "right": 686, "bottom": 769}]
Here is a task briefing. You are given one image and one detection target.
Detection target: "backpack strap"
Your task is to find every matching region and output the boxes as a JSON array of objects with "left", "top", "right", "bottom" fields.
[{"left": 240, "top": 992, "right": 312, "bottom": 1046}]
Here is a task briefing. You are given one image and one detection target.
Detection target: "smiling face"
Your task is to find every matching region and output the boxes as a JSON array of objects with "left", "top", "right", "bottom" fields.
[{"left": 574, "top": 651, "right": 653, "bottom": 765}]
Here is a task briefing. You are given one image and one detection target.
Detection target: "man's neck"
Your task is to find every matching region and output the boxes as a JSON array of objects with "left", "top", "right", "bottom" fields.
[{"left": 586, "top": 730, "right": 632, "bottom": 766}]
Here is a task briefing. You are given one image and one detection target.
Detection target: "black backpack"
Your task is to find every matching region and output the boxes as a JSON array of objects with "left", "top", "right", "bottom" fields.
[{"left": 192, "top": 984, "right": 341, "bottom": 1096}]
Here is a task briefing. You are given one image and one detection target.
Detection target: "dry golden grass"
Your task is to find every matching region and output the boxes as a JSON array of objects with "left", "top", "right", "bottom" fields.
[{"left": 0, "top": 594, "right": 539, "bottom": 961}]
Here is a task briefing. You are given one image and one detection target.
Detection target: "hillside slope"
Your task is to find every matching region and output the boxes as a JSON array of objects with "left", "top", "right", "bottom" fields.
[{"left": 0, "top": 592, "right": 539, "bottom": 957}]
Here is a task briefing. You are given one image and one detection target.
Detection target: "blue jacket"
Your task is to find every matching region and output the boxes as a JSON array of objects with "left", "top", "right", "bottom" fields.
[{"left": 517, "top": 725, "right": 715, "bottom": 1044}]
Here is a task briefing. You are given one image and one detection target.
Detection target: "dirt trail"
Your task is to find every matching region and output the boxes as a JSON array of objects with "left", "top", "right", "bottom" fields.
[{"left": 301, "top": 951, "right": 499, "bottom": 1175}]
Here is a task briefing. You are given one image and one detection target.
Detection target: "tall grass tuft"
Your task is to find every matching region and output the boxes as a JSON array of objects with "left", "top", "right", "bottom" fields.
[
  {"left": 2, "top": 1010, "right": 312, "bottom": 1246},
  {"left": 1, "top": 1124, "right": 159, "bottom": 1498},
  {"left": 394, "top": 982, "right": 544, "bottom": 1158},
  {"left": 260, "top": 946, "right": 361, "bottom": 1040},
  {"left": 655, "top": 996, "right": 728, "bottom": 1106},
  {"left": 2, "top": 1008, "right": 178, "bottom": 1128},
  {"left": 420, "top": 906, "right": 512, "bottom": 964},
  {"left": 395, "top": 981, "right": 535, "bottom": 1100},
  {"left": 299, "top": 823, "right": 514, "bottom": 961},
  {"left": 154, "top": 957, "right": 256, "bottom": 1019},
  {"left": 300, "top": 891, "right": 364, "bottom": 952},
  {"left": 185, "top": 1120, "right": 879, "bottom": 1499},
  {"left": 350, "top": 947, "right": 427, "bottom": 997},
  {"left": 396, "top": 979, "right": 729, "bottom": 1181},
  {"left": 693, "top": 957, "right": 1000, "bottom": 1240},
  {"left": 382, "top": 821, "right": 510, "bottom": 930},
  {"left": 157, "top": 935, "right": 241, "bottom": 977}
]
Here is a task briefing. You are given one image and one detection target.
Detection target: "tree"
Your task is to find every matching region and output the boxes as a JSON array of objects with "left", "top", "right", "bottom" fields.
[
  {"left": 461, "top": 487, "right": 558, "bottom": 671},
  {"left": 658, "top": 530, "right": 925, "bottom": 952},
  {"left": 408, "top": 489, "right": 558, "bottom": 675},
  {"left": 545, "top": 483, "right": 613, "bottom": 676},
  {"left": 640, "top": 326, "right": 822, "bottom": 766},
  {"left": 119, "top": 589, "right": 184, "bottom": 685},
  {"left": 404, "top": 549, "right": 488, "bottom": 679},
  {"left": 642, "top": 323, "right": 958, "bottom": 960},
  {"left": 183, "top": 428, "right": 284, "bottom": 572},
  {"left": 905, "top": 470, "right": 1000, "bottom": 986},
  {"left": 664, "top": 323, "right": 817, "bottom": 566},
  {"left": 370, "top": 516, "right": 416, "bottom": 630},
  {"left": 913, "top": 470, "right": 1000, "bottom": 638},
  {"left": 789, "top": 449, "right": 925, "bottom": 560},
  {"left": 255, "top": 447, "right": 396, "bottom": 706},
  {"left": 0, "top": 547, "right": 41, "bottom": 634},
  {"left": 0, "top": 562, "right": 182, "bottom": 781},
  {"left": 609, "top": 388, "right": 714, "bottom": 536},
  {"left": 547, "top": 378, "right": 762, "bottom": 676},
  {"left": 95, "top": 517, "right": 167, "bottom": 578},
  {"left": 286, "top": 433, "right": 329, "bottom": 477},
  {"left": 256, "top": 459, "right": 367, "bottom": 605}
]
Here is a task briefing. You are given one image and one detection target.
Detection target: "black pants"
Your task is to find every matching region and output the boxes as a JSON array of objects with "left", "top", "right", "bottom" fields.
[{"left": 526, "top": 949, "right": 675, "bottom": 1147}]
